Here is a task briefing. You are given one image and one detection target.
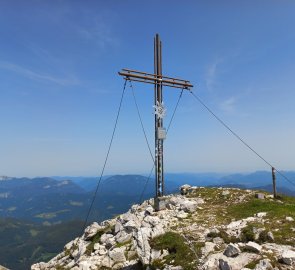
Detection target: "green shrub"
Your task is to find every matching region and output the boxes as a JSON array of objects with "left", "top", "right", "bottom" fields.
[
  {"left": 258, "top": 230, "right": 268, "bottom": 243},
  {"left": 150, "top": 232, "right": 195, "bottom": 270},
  {"left": 240, "top": 225, "right": 255, "bottom": 242}
]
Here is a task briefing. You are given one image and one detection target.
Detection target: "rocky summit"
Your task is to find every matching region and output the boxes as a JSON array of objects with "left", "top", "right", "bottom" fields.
[{"left": 31, "top": 186, "right": 295, "bottom": 270}]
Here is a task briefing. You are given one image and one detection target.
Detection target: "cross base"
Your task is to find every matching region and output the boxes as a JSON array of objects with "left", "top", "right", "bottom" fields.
[{"left": 154, "top": 196, "right": 167, "bottom": 211}]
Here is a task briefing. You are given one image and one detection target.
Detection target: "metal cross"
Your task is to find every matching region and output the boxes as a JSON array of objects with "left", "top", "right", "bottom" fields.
[{"left": 119, "top": 34, "right": 193, "bottom": 208}]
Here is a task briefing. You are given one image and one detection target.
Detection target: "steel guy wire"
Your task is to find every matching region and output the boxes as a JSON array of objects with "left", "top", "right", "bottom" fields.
[
  {"left": 81, "top": 80, "right": 127, "bottom": 232},
  {"left": 189, "top": 90, "right": 295, "bottom": 188}
]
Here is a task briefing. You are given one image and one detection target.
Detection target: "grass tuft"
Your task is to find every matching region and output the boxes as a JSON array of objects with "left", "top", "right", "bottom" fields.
[{"left": 150, "top": 231, "right": 196, "bottom": 270}]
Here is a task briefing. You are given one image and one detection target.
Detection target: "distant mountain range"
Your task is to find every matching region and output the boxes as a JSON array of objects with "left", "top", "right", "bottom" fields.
[
  {"left": 52, "top": 170, "right": 295, "bottom": 193},
  {"left": 0, "top": 175, "right": 156, "bottom": 224},
  {"left": 1, "top": 171, "right": 294, "bottom": 224},
  {"left": 0, "top": 171, "right": 295, "bottom": 269}
]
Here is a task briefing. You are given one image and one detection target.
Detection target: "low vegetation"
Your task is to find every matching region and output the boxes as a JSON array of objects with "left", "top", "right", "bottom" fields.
[
  {"left": 150, "top": 231, "right": 196, "bottom": 270},
  {"left": 86, "top": 226, "right": 114, "bottom": 255}
]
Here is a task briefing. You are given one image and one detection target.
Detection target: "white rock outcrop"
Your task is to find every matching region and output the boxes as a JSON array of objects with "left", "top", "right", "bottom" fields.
[{"left": 31, "top": 186, "right": 295, "bottom": 270}]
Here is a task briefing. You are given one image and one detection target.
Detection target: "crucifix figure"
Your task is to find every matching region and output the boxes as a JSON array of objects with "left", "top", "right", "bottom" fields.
[{"left": 119, "top": 34, "right": 193, "bottom": 209}]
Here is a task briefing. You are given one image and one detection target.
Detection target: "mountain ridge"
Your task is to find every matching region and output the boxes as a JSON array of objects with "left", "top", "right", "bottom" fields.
[{"left": 31, "top": 185, "right": 295, "bottom": 270}]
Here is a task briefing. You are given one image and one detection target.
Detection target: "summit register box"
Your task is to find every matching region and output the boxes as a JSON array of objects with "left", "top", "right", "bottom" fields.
[{"left": 157, "top": 127, "right": 166, "bottom": 140}]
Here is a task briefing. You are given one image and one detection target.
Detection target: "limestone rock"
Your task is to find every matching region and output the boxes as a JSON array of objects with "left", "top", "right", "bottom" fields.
[
  {"left": 286, "top": 216, "right": 294, "bottom": 222},
  {"left": 180, "top": 184, "right": 191, "bottom": 195},
  {"left": 30, "top": 185, "right": 295, "bottom": 270},
  {"left": 134, "top": 227, "right": 152, "bottom": 265},
  {"left": 100, "top": 233, "right": 115, "bottom": 246},
  {"left": 72, "top": 239, "right": 87, "bottom": 260},
  {"left": 114, "top": 221, "right": 124, "bottom": 234},
  {"left": 202, "top": 242, "right": 216, "bottom": 256},
  {"left": 94, "top": 244, "right": 107, "bottom": 255},
  {"left": 109, "top": 248, "right": 126, "bottom": 263},
  {"left": 115, "top": 230, "right": 132, "bottom": 244},
  {"left": 145, "top": 206, "right": 154, "bottom": 215},
  {"left": 101, "top": 256, "right": 114, "bottom": 268},
  {"left": 267, "top": 231, "right": 274, "bottom": 242},
  {"left": 222, "top": 190, "right": 230, "bottom": 196},
  {"left": 253, "top": 259, "right": 273, "bottom": 270},
  {"left": 219, "top": 259, "right": 232, "bottom": 270},
  {"left": 176, "top": 211, "right": 188, "bottom": 219},
  {"left": 245, "top": 242, "right": 262, "bottom": 253},
  {"left": 150, "top": 249, "right": 161, "bottom": 261},
  {"left": 224, "top": 243, "right": 241, "bottom": 257},
  {"left": 280, "top": 250, "right": 295, "bottom": 265},
  {"left": 256, "top": 212, "right": 267, "bottom": 218},
  {"left": 180, "top": 200, "right": 198, "bottom": 213},
  {"left": 144, "top": 215, "right": 160, "bottom": 226},
  {"left": 151, "top": 224, "right": 165, "bottom": 238},
  {"left": 125, "top": 220, "right": 139, "bottom": 230},
  {"left": 83, "top": 222, "right": 103, "bottom": 240},
  {"left": 78, "top": 261, "right": 91, "bottom": 270},
  {"left": 213, "top": 237, "right": 224, "bottom": 245}
]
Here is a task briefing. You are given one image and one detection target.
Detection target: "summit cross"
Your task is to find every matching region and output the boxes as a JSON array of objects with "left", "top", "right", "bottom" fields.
[{"left": 119, "top": 34, "right": 193, "bottom": 209}]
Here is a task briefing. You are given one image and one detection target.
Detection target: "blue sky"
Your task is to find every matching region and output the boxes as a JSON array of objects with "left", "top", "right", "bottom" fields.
[{"left": 1, "top": 1, "right": 295, "bottom": 177}]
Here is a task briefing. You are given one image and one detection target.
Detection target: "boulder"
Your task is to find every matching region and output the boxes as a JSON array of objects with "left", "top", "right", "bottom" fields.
[
  {"left": 145, "top": 206, "right": 154, "bottom": 215},
  {"left": 280, "top": 250, "right": 295, "bottom": 265},
  {"left": 101, "top": 256, "right": 114, "bottom": 268},
  {"left": 150, "top": 249, "right": 161, "bottom": 261},
  {"left": 109, "top": 248, "right": 126, "bottom": 263},
  {"left": 31, "top": 263, "right": 46, "bottom": 270},
  {"left": 94, "top": 244, "right": 107, "bottom": 255},
  {"left": 253, "top": 259, "right": 273, "bottom": 270},
  {"left": 134, "top": 227, "right": 152, "bottom": 265},
  {"left": 125, "top": 220, "right": 140, "bottom": 230},
  {"left": 222, "top": 190, "right": 230, "bottom": 196},
  {"left": 180, "top": 184, "right": 191, "bottom": 195},
  {"left": 72, "top": 240, "right": 87, "bottom": 260},
  {"left": 176, "top": 211, "right": 188, "bottom": 219},
  {"left": 114, "top": 221, "right": 124, "bottom": 234},
  {"left": 120, "top": 213, "right": 137, "bottom": 223},
  {"left": 245, "top": 242, "right": 262, "bottom": 253},
  {"left": 115, "top": 230, "right": 132, "bottom": 244},
  {"left": 219, "top": 259, "right": 232, "bottom": 270},
  {"left": 224, "top": 244, "right": 241, "bottom": 257},
  {"left": 144, "top": 215, "right": 160, "bottom": 227},
  {"left": 286, "top": 216, "right": 294, "bottom": 222},
  {"left": 267, "top": 231, "right": 274, "bottom": 242},
  {"left": 209, "top": 227, "right": 220, "bottom": 235},
  {"left": 151, "top": 224, "right": 165, "bottom": 238},
  {"left": 168, "top": 196, "right": 183, "bottom": 206},
  {"left": 256, "top": 212, "right": 267, "bottom": 218},
  {"left": 83, "top": 222, "right": 103, "bottom": 240},
  {"left": 180, "top": 200, "right": 198, "bottom": 213},
  {"left": 213, "top": 237, "right": 224, "bottom": 245},
  {"left": 100, "top": 233, "right": 114, "bottom": 244},
  {"left": 78, "top": 260, "right": 91, "bottom": 270},
  {"left": 202, "top": 242, "right": 216, "bottom": 256}
]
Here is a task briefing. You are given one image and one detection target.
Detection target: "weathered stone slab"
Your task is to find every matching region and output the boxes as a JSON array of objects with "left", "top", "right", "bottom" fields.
[
  {"left": 109, "top": 248, "right": 126, "bottom": 263},
  {"left": 224, "top": 244, "right": 241, "bottom": 257}
]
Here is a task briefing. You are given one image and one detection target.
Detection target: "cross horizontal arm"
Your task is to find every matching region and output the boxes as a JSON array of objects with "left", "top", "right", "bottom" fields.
[{"left": 118, "top": 68, "right": 193, "bottom": 90}]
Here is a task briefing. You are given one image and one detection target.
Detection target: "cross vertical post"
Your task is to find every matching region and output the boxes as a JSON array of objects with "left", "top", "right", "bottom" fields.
[
  {"left": 118, "top": 34, "right": 193, "bottom": 209},
  {"left": 154, "top": 34, "right": 164, "bottom": 198}
]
